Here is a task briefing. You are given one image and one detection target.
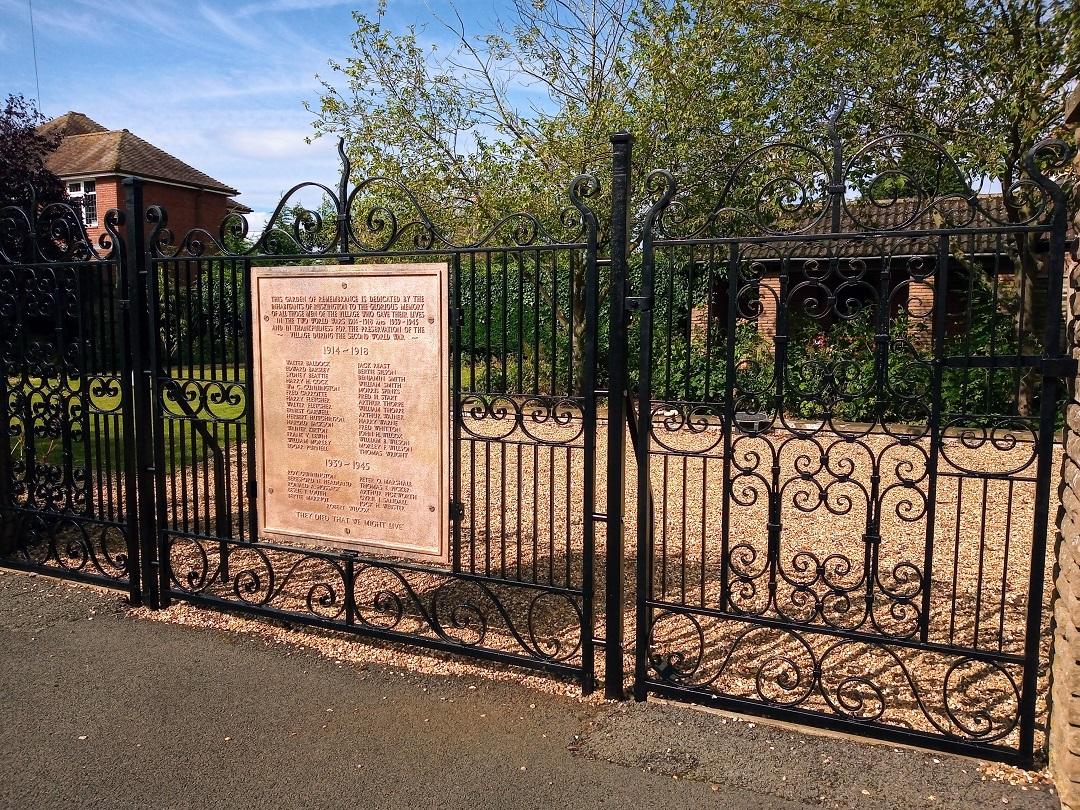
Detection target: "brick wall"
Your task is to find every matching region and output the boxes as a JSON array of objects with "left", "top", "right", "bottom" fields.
[
  {"left": 1051, "top": 83, "right": 1080, "bottom": 808},
  {"left": 82, "top": 178, "right": 122, "bottom": 250},
  {"left": 757, "top": 273, "right": 781, "bottom": 340},
  {"left": 83, "top": 177, "right": 231, "bottom": 250}
]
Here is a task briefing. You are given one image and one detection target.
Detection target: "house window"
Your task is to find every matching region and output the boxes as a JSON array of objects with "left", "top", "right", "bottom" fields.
[{"left": 67, "top": 180, "right": 98, "bottom": 227}]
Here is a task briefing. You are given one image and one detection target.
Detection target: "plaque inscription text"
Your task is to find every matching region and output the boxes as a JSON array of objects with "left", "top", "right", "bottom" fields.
[{"left": 251, "top": 263, "right": 449, "bottom": 562}]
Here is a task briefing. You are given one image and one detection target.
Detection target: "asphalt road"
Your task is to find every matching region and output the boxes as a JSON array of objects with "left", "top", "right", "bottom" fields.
[{"left": 0, "top": 570, "right": 1058, "bottom": 810}]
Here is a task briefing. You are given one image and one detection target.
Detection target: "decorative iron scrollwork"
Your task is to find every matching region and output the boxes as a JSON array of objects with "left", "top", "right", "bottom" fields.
[
  {"left": 168, "top": 537, "right": 583, "bottom": 665},
  {"left": 148, "top": 138, "right": 601, "bottom": 259}
]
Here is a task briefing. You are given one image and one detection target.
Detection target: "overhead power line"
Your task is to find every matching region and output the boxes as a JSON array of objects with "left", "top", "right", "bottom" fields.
[{"left": 28, "top": 0, "right": 42, "bottom": 113}]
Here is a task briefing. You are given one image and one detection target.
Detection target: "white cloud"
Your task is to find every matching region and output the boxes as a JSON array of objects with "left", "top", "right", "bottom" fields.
[
  {"left": 235, "top": 0, "right": 352, "bottom": 15},
  {"left": 221, "top": 128, "right": 323, "bottom": 160},
  {"left": 199, "top": 3, "right": 265, "bottom": 50}
]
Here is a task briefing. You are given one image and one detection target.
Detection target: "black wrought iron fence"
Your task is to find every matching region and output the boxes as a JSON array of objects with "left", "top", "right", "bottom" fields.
[
  {"left": 0, "top": 126, "right": 1074, "bottom": 768},
  {"left": 628, "top": 125, "right": 1075, "bottom": 765}
]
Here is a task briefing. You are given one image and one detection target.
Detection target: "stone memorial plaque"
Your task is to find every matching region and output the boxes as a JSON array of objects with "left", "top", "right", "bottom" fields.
[{"left": 251, "top": 263, "right": 449, "bottom": 563}]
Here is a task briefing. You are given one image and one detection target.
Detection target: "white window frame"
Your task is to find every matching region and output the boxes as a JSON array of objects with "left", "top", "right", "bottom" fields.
[{"left": 66, "top": 179, "right": 98, "bottom": 227}]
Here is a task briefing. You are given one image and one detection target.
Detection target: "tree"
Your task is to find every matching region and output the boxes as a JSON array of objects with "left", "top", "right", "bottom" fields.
[
  {"left": 792, "top": 0, "right": 1079, "bottom": 412},
  {"left": 0, "top": 94, "right": 67, "bottom": 208},
  {"left": 309, "top": 0, "right": 1078, "bottom": 403},
  {"left": 309, "top": 0, "right": 640, "bottom": 393}
]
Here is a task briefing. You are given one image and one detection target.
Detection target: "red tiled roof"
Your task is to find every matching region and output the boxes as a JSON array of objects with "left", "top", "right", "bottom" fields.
[
  {"left": 36, "top": 111, "right": 107, "bottom": 138},
  {"left": 40, "top": 112, "right": 239, "bottom": 196}
]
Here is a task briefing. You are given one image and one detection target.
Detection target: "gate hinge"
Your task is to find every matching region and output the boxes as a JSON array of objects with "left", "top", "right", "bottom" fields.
[
  {"left": 625, "top": 295, "right": 652, "bottom": 313},
  {"left": 450, "top": 500, "right": 464, "bottom": 521},
  {"left": 449, "top": 308, "right": 465, "bottom": 328}
]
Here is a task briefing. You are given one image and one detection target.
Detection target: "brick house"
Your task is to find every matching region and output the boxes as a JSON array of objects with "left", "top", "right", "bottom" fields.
[{"left": 38, "top": 111, "right": 249, "bottom": 244}]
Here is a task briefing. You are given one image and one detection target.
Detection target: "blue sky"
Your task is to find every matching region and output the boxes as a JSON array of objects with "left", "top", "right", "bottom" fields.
[{"left": 0, "top": 0, "right": 505, "bottom": 221}]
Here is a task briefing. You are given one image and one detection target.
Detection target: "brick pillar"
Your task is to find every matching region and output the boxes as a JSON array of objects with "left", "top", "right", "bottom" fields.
[
  {"left": 906, "top": 279, "right": 934, "bottom": 348},
  {"left": 757, "top": 273, "right": 781, "bottom": 340},
  {"left": 1051, "top": 83, "right": 1080, "bottom": 808}
]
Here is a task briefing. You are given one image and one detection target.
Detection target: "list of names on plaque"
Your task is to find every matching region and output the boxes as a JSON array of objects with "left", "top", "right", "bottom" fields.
[{"left": 251, "top": 264, "right": 449, "bottom": 562}]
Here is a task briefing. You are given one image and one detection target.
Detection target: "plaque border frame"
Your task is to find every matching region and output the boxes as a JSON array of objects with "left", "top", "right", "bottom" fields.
[{"left": 250, "top": 262, "right": 451, "bottom": 564}]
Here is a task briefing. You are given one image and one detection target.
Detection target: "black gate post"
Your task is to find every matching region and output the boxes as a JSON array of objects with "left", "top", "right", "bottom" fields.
[
  {"left": 114, "top": 212, "right": 141, "bottom": 604},
  {"left": 604, "top": 132, "right": 633, "bottom": 699},
  {"left": 122, "top": 177, "right": 160, "bottom": 609}
]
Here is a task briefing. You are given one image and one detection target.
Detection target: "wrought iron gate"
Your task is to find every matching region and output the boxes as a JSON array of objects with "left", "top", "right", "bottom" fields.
[
  {"left": 0, "top": 204, "right": 139, "bottom": 595},
  {"left": 0, "top": 125, "right": 1074, "bottom": 766},
  {"left": 626, "top": 126, "right": 1074, "bottom": 765},
  {"left": 132, "top": 152, "right": 607, "bottom": 688},
  {"left": 0, "top": 147, "right": 609, "bottom": 692}
]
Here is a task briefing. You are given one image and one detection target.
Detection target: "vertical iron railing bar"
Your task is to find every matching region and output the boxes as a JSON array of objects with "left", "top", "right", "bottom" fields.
[
  {"left": 515, "top": 250, "right": 524, "bottom": 394},
  {"left": 20, "top": 261, "right": 34, "bottom": 512},
  {"left": 228, "top": 258, "right": 243, "bottom": 544},
  {"left": 115, "top": 216, "right": 142, "bottom": 602},
  {"left": 998, "top": 479, "right": 1015, "bottom": 652},
  {"left": 532, "top": 248, "right": 541, "bottom": 395},
  {"left": 485, "top": 251, "right": 493, "bottom": 394},
  {"left": 196, "top": 259, "right": 209, "bottom": 539},
  {"left": 703, "top": 245, "right": 716, "bottom": 402},
  {"left": 1013, "top": 236, "right": 1030, "bottom": 410},
  {"left": 579, "top": 193, "right": 600, "bottom": 695},
  {"left": 632, "top": 353, "right": 654, "bottom": 699},
  {"left": 53, "top": 263, "right": 71, "bottom": 511},
  {"left": 664, "top": 251, "right": 674, "bottom": 399},
  {"left": 549, "top": 249, "right": 559, "bottom": 395},
  {"left": 683, "top": 251, "right": 694, "bottom": 402},
  {"left": 988, "top": 234, "right": 1004, "bottom": 409},
  {"left": 919, "top": 235, "right": 950, "bottom": 643},
  {"left": 631, "top": 169, "right": 671, "bottom": 699},
  {"left": 88, "top": 264, "right": 106, "bottom": 520},
  {"left": 767, "top": 257, "right": 793, "bottom": 614},
  {"left": 719, "top": 242, "right": 739, "bottom": 612},
  {"left": 949, "top": 476, "right": 963, "bottom": 644},
  {"left": 958, "top": 232, "right": 978, "bottom": 413},
  {"left": 469, "top": 253, "right": 477, "bottom": 575},
  {"left": 122, "top": 178, "right": 158, "bottom": 607},
  {"left": 243, "top": 257, "right": 258, "bottom": 546},
  {"left": 605, "top": 131, "right": 633, "bottom": 700},
  {"left": 451, "top": 252, "right": 463, "bottom": 574},
  {"left": 863, "top": 244, "right": 890, "bottom": 627},
  {"left": 74, "top": 263, "right": 92, "bottom": 516},
  {"left": 144, "top": 252, "right": 171, "bottom": 607}
]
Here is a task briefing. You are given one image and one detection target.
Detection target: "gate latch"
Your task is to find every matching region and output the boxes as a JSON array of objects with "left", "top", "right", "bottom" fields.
[{"left": 625, "top": 295, "right": 652, "bottom": 313}]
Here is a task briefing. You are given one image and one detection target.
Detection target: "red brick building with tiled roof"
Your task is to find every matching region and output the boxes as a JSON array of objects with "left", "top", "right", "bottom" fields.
[{"left": 38, "top": 112, "right": 249, "bottom": 244}]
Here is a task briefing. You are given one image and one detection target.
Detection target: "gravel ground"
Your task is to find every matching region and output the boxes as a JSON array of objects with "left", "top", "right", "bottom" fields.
[{"left": 50, "top": 415, "right": 1058, "bottom": 755}]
